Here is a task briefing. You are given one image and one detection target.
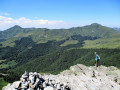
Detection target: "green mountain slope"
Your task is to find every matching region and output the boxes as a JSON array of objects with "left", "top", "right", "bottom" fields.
[
  {"left": 0, "top": 25, "right": 25, "bottom": 39},
  {"left": 83, "top": 37, "right": 120, "bottom": 48},
  {"left": 5, "top": 48, "right": 120, "bottom": 83},
  {"left": 0, "top": 23, "right": 119, "bottom": 47},
  {"left": 0, "top": 23, "right": 120, "bottom": 83}
]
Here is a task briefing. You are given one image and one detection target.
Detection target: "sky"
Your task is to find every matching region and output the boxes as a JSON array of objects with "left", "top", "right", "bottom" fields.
[{"left": 0, "top": 0, "right": 120, "bottom": 30}]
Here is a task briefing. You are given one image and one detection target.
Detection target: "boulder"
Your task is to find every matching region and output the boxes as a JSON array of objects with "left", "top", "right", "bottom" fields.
[
  {"left": 2, "top": 84, "right": 15, "bottom": 90},
  {"left": 12, "top": 81, "right": 21, "bottom": 89},
  {"left": 44, "top": 86, "right": 54, "bottom": 90}
]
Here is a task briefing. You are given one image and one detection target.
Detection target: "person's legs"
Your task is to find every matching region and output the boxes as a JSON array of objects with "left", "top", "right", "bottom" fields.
[
  {"left": 96, "top": 60, "right": 97, "bottom": 67},
  {"left": 97, "top": 59, "right": 99, "bottom": 67}
]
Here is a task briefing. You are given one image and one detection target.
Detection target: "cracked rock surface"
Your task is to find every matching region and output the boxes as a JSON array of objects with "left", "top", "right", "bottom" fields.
[{"left": 2, "top": 64, "right": 120, "bottom": 90}]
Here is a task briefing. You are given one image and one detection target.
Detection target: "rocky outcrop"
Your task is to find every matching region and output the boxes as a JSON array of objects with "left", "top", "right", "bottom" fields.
[{"left": 2, "top": 64, "right": 120, "bottom": 90}]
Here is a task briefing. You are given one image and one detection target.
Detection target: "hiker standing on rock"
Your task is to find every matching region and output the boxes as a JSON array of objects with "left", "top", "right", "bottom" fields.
[{"left": 94, "top": 52, "right": 100, "bottom": 67}]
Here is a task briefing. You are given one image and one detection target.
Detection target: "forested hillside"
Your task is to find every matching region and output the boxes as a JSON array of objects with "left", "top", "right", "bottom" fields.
[{"left": 0, "top": 23, "right": 120, "bottom": 83}]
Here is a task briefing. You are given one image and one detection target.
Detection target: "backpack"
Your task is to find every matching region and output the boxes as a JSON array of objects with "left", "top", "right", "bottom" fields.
[{"left": 97, "top": 55, "right": 100, "bottom": 60}]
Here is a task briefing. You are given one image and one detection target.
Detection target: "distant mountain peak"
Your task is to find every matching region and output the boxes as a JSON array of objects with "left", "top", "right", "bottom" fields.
[
  {"left": 11, "top": 25, "right": 22, "bottom": 29},
  {"left": 91, "top": 23, "right": 101, "bottom": 26},
  {"left": 113, "top": 27, "right": 120, "bottom": 31}
]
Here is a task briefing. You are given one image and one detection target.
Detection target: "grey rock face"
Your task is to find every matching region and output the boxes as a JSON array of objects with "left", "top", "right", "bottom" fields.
[
  {"left": 2, "top": 64, "right": 120, "bottom": 90},
  {"left": 2, "top": 84, "right": 16, "bottom": 90}
]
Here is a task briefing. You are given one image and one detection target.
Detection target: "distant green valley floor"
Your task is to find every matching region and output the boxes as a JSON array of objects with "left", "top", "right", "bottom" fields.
[
  {"left": 83, "top": 37, "right": 120, "bottom": 49},
  {"left": 60, "top": 40, "right": 78, "bottom": 46}
]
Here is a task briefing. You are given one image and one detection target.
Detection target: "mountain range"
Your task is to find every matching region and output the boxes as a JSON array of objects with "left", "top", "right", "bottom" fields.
[
  {"left": 113, "top": 28, "right": 120, "bottom": 31},
  {"left": 0, "top": 23, "right": 120, "bottom": 84},
  {"left": 0, "top": 23, "right": 120, "bottom": 48}
]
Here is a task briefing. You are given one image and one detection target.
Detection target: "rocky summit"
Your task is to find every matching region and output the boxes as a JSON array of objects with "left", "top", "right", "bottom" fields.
[{"left": 2, "top": 64, "right": 120, "bottom": 90}]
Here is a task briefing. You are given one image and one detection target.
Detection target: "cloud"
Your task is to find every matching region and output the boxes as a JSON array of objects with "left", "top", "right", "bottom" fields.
[
  {"left": 0, "top": 12, "right": 9, "bottom": 16},
  {"left": 4, "top": 13, "right": 9, "bottom": 15},
  {"left": 0, "top": 16, "right": 74, "bottom": 30}
]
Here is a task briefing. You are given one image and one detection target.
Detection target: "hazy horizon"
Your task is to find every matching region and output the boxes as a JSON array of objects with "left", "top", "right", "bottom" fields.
[{"left": 0, "top": 23, "right": 118, "bottom": 31}]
